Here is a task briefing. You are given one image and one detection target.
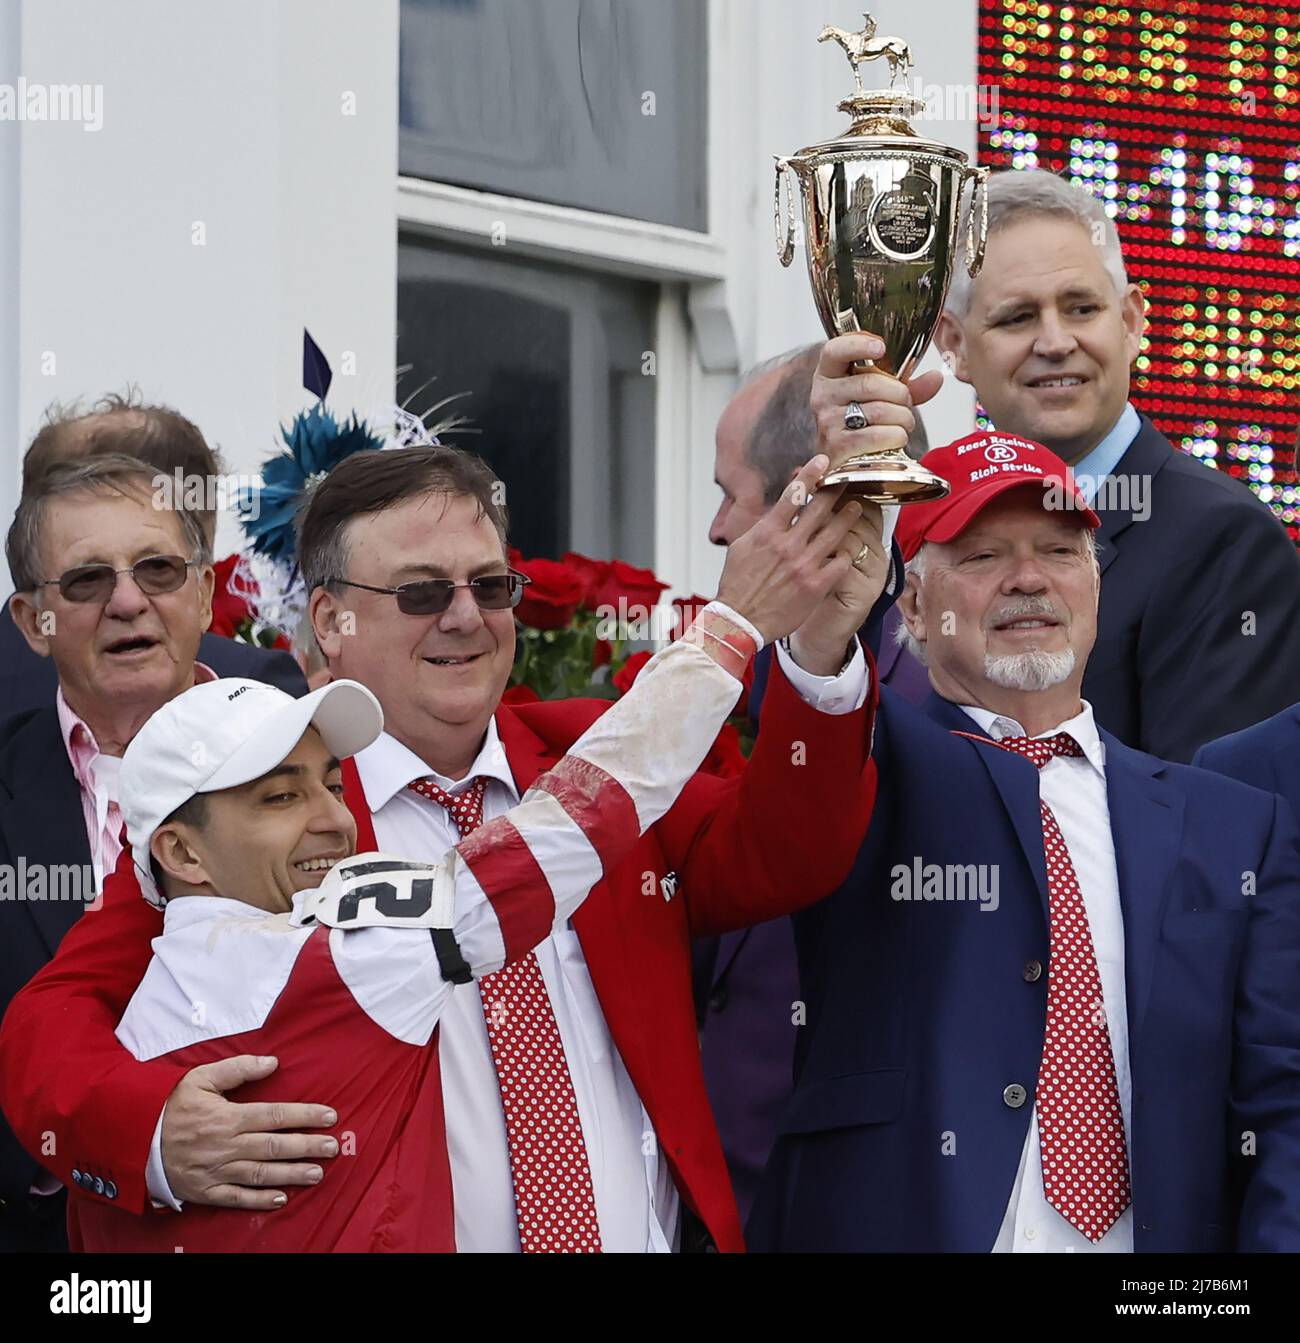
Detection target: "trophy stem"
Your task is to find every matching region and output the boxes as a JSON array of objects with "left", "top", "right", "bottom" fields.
[
  {"left": 822, "top": 450, "right": 950, "bottom": 504},
  {"left": 784, "top": 14, "right": 967, "bottom": 507}
]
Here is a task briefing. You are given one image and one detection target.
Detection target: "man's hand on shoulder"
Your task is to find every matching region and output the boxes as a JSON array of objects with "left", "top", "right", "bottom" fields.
[{"left": 160, "top": 1055, "right": 339, "bottom": 1210}]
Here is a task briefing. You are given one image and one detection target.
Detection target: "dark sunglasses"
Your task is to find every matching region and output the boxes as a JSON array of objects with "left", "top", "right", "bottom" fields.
[
  {"left": 38, "top": 554, "right": 197, "bottom": 604},
  {"left": 331, "top": 569, "right": 532, "bottom": 616}
]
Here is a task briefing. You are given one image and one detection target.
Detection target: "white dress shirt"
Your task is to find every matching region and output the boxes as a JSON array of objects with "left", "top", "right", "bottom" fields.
[{"left": 958, "top": 701, "right": 1134, "bottom": 1253}]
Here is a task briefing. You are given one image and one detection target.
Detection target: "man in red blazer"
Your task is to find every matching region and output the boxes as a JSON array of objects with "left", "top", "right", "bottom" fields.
[{"left": 0, "top": 444, "right": 887, "bottom": 1253}]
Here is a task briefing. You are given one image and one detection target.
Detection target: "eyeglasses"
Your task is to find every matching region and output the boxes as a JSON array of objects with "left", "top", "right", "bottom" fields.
[
  {"left": 37, "top": 555, "right": 197, "bottom": 604},
  {"left": 330, "top": 569, "right": 532, "bottom": 617}
]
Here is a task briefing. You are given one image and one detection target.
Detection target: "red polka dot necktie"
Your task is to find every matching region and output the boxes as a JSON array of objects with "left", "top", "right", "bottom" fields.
[
  {"left": 408, "top": 775, "right": 603, "bottom": 1253},
  {"left": 995, "top": 733, "right": 1131, "bottom": 1243}
]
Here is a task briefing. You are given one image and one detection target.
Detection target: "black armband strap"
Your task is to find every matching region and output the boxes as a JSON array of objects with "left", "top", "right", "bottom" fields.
[{"left": 430, "top": 927, "right": 473, "bottom": 985}]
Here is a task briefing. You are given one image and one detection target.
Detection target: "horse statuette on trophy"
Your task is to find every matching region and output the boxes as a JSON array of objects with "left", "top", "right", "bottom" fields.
[{"left": 777, "top": 13, "right": 989, "bottom": 503}]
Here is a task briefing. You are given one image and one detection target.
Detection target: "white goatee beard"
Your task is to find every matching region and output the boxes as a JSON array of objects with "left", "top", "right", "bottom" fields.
[{"left": 984, "top": 648, "right": 1077, "bottom": 692}]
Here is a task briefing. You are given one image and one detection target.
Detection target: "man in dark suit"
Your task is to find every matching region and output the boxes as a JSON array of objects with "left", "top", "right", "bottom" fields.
[
  {"left": 747, "top": 428, "right": 1300, "bottom": 1253},
  {"left": 1193, "top": 707, "right": 1300, "bottom": 828},
  {"left": 699, "top": 345, "right": 929, "bottom": 1219},
  {"left": 1, "top": 393, "right": 302, "bottom": 719},
  {"left": 918, "top": 168, "right": 1300, "bottom": 763},
  {"left": 0, "top": 416, "right": 303, "bottom": 1251}
]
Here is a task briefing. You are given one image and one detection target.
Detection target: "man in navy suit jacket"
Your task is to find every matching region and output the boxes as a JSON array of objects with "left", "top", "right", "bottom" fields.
[
  {"left": 1193, "top": 709, "right": 1300, "bottom": 830},
  {"left": 747, "top": 422, "right": 1300, "bottom": 1253},
  {"left": 921, "top": 169, "right": 1300, "bottom": 764}
]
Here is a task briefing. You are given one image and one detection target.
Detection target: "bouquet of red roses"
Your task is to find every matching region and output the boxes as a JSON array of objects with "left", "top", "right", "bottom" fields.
[{"left": 508, "top": 550, "right": 753, "bottom": 776}]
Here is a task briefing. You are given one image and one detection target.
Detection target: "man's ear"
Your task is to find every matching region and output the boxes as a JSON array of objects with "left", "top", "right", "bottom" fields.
[
  {"left": 898, "top": 572, "right": 928, "bottom": 646},
  {"left": 310, "top": 585, "right": 347, "bottom": 662},
  {"left": 1120, "top": 283, "right": 1147, "bottom": 365},
  {"left": 9, "top": 593, "right": 53, "bottom": 657},
  {"left": 934, "top": 312, "right": 971, "bottom": 386},
  {"left": 195, "top": 563, "right": 215, "bottom": 635},
  {"left": 151, "top": 824, "right": 214, "bottom": 894}
]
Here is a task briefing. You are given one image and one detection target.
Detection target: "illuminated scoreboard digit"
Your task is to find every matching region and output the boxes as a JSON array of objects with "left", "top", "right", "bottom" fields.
[{"left": 977, "top": 1, "right": 1300, "bottom": 542}]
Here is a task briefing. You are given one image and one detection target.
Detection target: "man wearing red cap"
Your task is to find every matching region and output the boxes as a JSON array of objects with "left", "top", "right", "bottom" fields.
[
  {"left": 746, "top": 427, "right": 1300, "bottom": 1254},
  {"left": 809, "top": 168, "right": 1300, "bottom": 765}
]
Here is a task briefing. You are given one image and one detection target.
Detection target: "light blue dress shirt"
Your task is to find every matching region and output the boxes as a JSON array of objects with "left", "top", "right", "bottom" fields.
[{"left": 1068, "top": 403, "right": 1142, "bottom": 505}]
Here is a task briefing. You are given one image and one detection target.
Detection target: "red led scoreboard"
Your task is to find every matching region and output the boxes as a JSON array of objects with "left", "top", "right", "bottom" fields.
[{"left": 977, "top": 1, "right": 1300, "bottom": 542}]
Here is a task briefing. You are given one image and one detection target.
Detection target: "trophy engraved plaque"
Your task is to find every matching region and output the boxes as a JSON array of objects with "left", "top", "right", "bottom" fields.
[{"left": 776, "top": 14, "right": 990, "bottom": 502}]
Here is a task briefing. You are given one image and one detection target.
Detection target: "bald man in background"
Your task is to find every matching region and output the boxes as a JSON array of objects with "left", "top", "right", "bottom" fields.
[{"left": 700, "top": 347, "right": 928, "bottom": 1219}]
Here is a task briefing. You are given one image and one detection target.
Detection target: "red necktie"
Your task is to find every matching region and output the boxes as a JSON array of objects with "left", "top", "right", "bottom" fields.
[
  {"left": 408, "top": 775, "right": 603, "bottom": 1253},
  {"left": 995, "top": 733, "right": 1131, "bottom": 1243}
]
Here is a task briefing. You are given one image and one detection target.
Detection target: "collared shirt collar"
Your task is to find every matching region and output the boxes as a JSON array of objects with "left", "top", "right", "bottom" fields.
[
  {"left": 57, "top": 660, "right": 218, "bottom": 780},
  {"left": 958, "top": 699, "right": 1107, "bottom": 776},
  {"left": 353, "top": 714, "right": 520, "bottom": 814},
  {"left": 161, "top": 892, "right": 281, "bottom": 931},
  {"left": 1069, "top": 403, "right": 1142, "bottom": 504}
]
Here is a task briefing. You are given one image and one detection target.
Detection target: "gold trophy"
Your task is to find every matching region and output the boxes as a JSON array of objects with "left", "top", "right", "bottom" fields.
[{"left": 776, "top": 14, "right": 989, "bottom": 502}]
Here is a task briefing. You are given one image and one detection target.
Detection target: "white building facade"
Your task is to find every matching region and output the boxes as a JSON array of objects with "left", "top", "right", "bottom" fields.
[{"left": 1, "top": 0, "right": 976, "bottom": 601}]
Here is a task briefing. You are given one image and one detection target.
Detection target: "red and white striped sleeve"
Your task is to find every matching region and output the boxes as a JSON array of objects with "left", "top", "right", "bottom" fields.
[
  {"left": 305, "top": 604, "right": 755, "bottom": 1040},
  {"left": 456, "top": 602, "right": 755, "bottom": 959}
]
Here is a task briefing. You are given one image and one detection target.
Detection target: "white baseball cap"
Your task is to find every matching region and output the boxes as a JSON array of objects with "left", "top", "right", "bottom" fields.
[{"left": 120, "top": 677, "right": 384, "bottom": 907}]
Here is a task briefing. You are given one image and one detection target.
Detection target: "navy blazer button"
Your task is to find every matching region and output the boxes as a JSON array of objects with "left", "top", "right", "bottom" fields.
[
  {"left": 1003, "top": 1084, "right": 1028, "bottom": 1108},
  {"left": 709, "top": 987, "right": 728, "bottom": 1012},
  {"left": 1023, "top": 960, "right": 1043, "bottom": 982},
  {"left": 105, "top": 1181, "right": 118, "bottom": 1200}
]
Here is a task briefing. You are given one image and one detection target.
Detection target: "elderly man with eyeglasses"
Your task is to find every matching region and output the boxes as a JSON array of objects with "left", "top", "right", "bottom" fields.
[{"left": 0, "top": 453, "right": 216, "bottom": 1251}]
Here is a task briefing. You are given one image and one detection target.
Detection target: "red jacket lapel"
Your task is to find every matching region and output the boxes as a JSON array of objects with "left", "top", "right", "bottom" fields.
[
  {"left": 491, "top": 703, "right": 557, "bottom": 795},
  {"left": 340, "top": 705, "right": 552, "bottom": 850},
  {"left": 341, "top": 757, "right": 378, "bottom": 850},
  {"left": 489, "top": 707, "right": 635, "bottom": 1009}
]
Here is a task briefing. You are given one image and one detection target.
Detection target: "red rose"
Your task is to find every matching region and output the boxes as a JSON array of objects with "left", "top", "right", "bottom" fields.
[
  {"left": 210, "top": 554, "right": 253, "bottom": 638},
  {"left": 592, "top": 638, "right": 612, "bottom": 670},
  {"left": 513, "top": 557, "right": 584, "bottom": 630},
  {"left": 670, "top": 594, "right": 712, "bottom": 641},
  {"left": 612, "top": 650, "right": 652, "bottom": 695},
  {"left": 700, "top": 723, "right": 748, "bottom": 779},
  {"left": 501, "top": 683, "right": 541, "bottom": 706},
  {"left": 593, "top": 561, "right": 670, "bottom": 625},
  {"left": 562, "top": 552, "right": 614, "bottom": 612}
]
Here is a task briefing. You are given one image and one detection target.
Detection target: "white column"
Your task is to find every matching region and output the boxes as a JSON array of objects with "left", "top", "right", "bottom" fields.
[
  {"left": 0, "top": 0, "right": 23, "bottom": 536},
  {"left": 7, "top": 0, "right": 397, "bottom": 580}
]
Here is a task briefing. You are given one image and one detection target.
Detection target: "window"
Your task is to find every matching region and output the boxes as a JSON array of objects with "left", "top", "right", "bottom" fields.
[
  {"left": 400, "top": 0, "right": 708, "bottom": 231},
  {"left": 397, "top": 238, "right": 658, "bottom": 564}
]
